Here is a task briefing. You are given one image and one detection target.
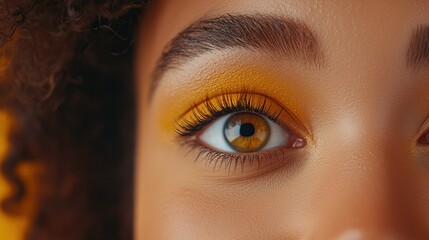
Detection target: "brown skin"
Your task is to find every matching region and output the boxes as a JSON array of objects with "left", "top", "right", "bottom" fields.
[{"left": 136, "top": 0, "right": 429, "bottom": 239}]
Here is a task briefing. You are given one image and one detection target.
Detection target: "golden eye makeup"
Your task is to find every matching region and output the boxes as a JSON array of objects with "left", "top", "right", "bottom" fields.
[
  {"left": 152, "top": 64, "right": 313, "bottom": 178},
  {"left": 154, "top": 64, "right": 312, "bottom": 135}
]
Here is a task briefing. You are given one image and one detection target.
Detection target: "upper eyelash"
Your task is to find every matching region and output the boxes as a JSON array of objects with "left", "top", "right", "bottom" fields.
[{"left": 174, "top": 90, "right": 284, "bottom": 137}]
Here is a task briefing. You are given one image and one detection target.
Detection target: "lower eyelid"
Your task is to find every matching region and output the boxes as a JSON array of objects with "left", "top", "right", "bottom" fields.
[{"left": 182, "top": 138, "right": 308, "bottom": 181}]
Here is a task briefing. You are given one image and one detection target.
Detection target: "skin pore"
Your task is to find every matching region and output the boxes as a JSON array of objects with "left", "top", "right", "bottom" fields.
[{"left": 135, "top": 0, "right": 429, "bottom": 239}]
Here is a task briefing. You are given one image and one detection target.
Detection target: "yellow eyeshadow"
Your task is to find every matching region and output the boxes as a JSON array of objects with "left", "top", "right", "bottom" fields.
[
  {"left": 155, "top": 66, "right": 309, "bottom": 136},
  {"left": 178, "top": 93, "right": 280, "bottom": 119}
]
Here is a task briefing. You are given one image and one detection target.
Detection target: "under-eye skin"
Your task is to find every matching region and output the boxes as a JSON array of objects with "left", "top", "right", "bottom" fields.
[{"left": 174, "top": 90, "right": 308, "bottom": 175}]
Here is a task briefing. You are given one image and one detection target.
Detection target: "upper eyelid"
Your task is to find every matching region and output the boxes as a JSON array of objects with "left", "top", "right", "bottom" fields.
[
  {"left": 176, "top": 91, "right": 266, "bottom": 119},
  {"left": 174, "top": 91, "right": 311, "bottom": 140}
]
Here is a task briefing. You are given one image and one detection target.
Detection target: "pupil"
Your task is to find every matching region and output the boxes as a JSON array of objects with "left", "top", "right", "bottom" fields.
[{"left": 240, "top": 123, "right": 255, "bottom": 137}]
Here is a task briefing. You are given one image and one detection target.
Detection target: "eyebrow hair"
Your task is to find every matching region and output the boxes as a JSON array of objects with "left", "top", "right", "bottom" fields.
[
  {"left": 149, "top": 14, "right": 323, "bottom": 95},
  {"left": 407, "top": 25, "right": 429, "bottom": 70}
]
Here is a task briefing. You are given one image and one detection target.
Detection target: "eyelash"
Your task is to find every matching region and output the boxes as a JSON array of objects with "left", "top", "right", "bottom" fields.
[
  {"left": 175, "top": 90, "right": 283, "bottom": 137},
  {"left": 174, "top": 90, "right": 305, "bottom": 174}
]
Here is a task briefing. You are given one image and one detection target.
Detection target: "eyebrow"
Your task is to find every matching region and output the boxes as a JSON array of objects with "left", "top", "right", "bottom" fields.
[
  {"left": 407, "top": 25, "right": 429, "bottom": 70},
  {"left": 149, "top": 14, "right": 323, "bottom": 95}
]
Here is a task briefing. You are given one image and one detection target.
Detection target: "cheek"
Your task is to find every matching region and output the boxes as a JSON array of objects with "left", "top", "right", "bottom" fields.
[
  {"left": 134, "top": 120, "right": 277, "bottom": 239},
  {"left": 135, "top": 140, "right": 252, "bottom": 239},
  {"left": 153, "top": 188, "right": 236, "bottom": 239},
  {"left": 138, "top": 185, "right": 301, "bottom": 240}
]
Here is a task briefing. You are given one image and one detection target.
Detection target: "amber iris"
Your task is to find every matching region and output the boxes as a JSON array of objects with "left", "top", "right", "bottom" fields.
[{"left": 224, "top": 112, "right": 270, "bottom": 152}]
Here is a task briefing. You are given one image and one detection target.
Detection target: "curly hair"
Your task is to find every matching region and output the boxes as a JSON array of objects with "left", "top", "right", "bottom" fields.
[{"left": 0, "top": 1, "right": 148, "bottom": 239}]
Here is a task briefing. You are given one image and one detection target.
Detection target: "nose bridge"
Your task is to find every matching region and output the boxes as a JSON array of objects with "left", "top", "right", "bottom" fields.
[{"left": 309, "top": 115, "right": 427, "bottom": 238}]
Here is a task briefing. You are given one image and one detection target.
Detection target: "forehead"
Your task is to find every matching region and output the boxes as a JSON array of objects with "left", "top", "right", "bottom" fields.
[
  {"left": 139, "top": 0, "right": 429, "bottom": 72},
  {"left": 141, "top": 0, "right": 429, "bottom": 41}
]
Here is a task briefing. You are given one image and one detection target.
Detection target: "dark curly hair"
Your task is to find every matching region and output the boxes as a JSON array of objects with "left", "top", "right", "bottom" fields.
[{"left": 0, "top": 1, "right": 148, "bottom": 239}]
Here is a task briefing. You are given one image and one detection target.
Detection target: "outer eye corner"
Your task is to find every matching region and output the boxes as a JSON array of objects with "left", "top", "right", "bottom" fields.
[{"left": 418, "top": 131, "right": 429, "bottom": 145}]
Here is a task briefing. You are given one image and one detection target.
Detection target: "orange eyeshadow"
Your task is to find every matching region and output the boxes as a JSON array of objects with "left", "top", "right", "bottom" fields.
[{"left": 153, "top": 66, "right": 310, "bottom": 138}]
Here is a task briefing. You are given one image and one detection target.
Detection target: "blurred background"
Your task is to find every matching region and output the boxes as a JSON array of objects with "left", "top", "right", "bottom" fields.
[{"left": 0, "top": 53, "right": 36, "bottom": 239}]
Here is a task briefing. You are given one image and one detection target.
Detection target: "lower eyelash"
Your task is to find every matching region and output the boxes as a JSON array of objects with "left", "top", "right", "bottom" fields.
[
  {"left": 183, "top": 138, "right": 263, "bottom": 173},
  {"left": 179, "top": 137, "right": 296, "bottom": 175}
]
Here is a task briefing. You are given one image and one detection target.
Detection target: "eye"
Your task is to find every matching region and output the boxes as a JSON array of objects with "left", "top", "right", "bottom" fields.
[{"left": 199, "top": 112, "right": 305, "bottom": 153}]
